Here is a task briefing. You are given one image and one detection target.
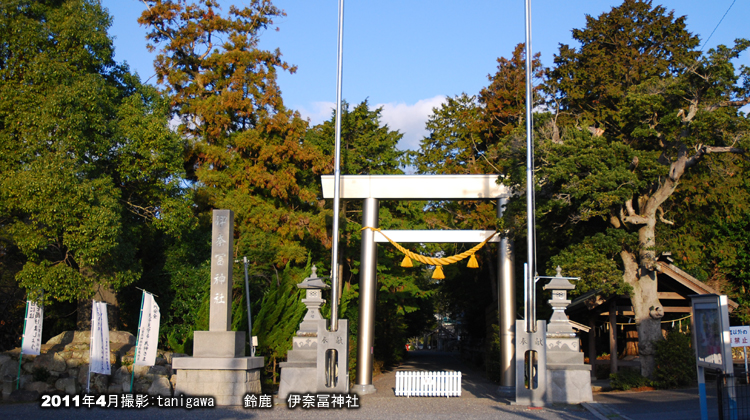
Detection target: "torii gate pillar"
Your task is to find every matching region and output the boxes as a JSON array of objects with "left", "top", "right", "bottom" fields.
[
  {"left": 323, "top": 175, "right": 515, "bottom": 394},
  {"left": 354, "top": 197, "right": 379, "bottom": 394}
]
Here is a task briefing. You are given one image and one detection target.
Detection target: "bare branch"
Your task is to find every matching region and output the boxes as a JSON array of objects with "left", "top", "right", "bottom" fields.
[
  {"left": 622, "top": 214, "right": 649, "bottom": 225},
  {"left": 629, "top": 156, "right": 639, "bottom": 171},
  {"left": 470, "top": 134, "right": 500, "bottom": 173},
  {"left": 685, "top": 144, "right": 746, "bottom": 171},
  {"left": 621, "top": 199, "right": 648, "bottom": 225},
  {"left": 677, "top": 100, "right": 698, "bottom": 123},
  {"left": 625, "top": 197, "right": 637, "bottom": 217},
  {"left": 124, "top": 201, "right": 158, "bottom": 220},
  {"left": 610, "top": 212, "right": 621, "bottom": 229},
  {"left": 705, "top": 98, "right": 750, "bottom": 112},
  {"left": 657, "top": 207, "right": 674, "bottom": 225}
]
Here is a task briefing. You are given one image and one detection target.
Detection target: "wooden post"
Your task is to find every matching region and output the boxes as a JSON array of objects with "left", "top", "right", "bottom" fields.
[{"left": 609, "top": 298, "right": 618, "bottom": 374}]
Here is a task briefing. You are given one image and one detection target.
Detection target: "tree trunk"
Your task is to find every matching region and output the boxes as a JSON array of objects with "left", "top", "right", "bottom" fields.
[
  {"left": 620, "top": 220, "right": 664, "bottom": 378},
  {"left": 614, "top": 131, "right": 744, "bottom": 378},
  {"left": 77, "top": 281, "right": 119, "bottom": 330}
]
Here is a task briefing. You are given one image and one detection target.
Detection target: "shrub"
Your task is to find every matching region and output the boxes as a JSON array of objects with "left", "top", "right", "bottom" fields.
[
  {"left": 610, "top": 368, "right": 651, "bottom": 390},
  {"left": 654, "top": 330, "right": 696, "bottom": 388},
  {"left": 486, "top": 325, "right": 503, "bottom": 383}
]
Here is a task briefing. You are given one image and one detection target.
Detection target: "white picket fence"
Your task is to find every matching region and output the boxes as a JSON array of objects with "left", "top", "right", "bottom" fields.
[{"left": 395, "top": 371, "right": 462, "bottom": 397}]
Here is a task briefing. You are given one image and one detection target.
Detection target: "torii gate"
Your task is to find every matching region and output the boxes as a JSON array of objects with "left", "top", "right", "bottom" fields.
[{"left": 322, "top": 174, "right": 516, "bottom": 394}]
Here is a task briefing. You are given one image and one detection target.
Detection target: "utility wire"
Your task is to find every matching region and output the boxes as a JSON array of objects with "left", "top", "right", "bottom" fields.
[{"left": 700, "top": 0, "right": 736, "bottom": 51}]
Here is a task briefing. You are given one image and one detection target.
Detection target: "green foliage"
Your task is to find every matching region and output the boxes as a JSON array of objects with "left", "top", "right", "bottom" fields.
[
  {"left": 549, "top": 230, "right": 635, "bottom": 298},
  {"left": 415, "top": 1, "right": 749, "bottom": 378},
  {"left": 0, "top": 0, "right": 191, "bottom": 315},
  {"left": 252, "top": 263, "right": 307, "bottom": 383},
  {"left": 654, "top": 331, "right": 696, "bottom": 388},
  {"left": 139, "top": 0, "right": 330, "bottom": 275},
  {"left": 548, "top": 0, "right": 700, "bottom": 141},
  {"left": 485, "top": 325, "right": 503, "bottom": 383},
  {"left": 166, "top": 330, "right": 191, "bottom": 355},
  {"left": 305, "top": 99, "right": 408, "bottom": 175},
  {"left": 412, "top": 45, "right": 545, "bottom": 348},
  {"left": 610, "top": 368, "right": 652, "bottom": 391},
  {"left": 307, "top": 98, "right": 434, "bottom": 370}
]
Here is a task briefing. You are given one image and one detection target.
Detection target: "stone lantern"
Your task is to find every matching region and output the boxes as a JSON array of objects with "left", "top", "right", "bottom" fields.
[
  {"left": 278, "top": 265, "right": 349, "bottom": 401},
  {"left": 543, "top": 266, "right": 593, "bottom": 404},
  {"left": 296, "top": 265, "right": 330, "bottom": 336}
]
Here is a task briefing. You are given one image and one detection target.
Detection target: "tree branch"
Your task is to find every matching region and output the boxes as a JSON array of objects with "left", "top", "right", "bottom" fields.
[
  {"left": 705, "top": 98, "right": 750, "bottom": 112},
  {"left": 620, "top": 200, "right": 649, "bottom": 225},
  {"left": 657, "top": 207, "right": 674, "bottom": 225}
]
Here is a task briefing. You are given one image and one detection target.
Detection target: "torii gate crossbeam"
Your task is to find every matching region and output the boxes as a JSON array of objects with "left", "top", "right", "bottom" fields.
[{"left": 322, "top": 175, "right": 516, "bottom": 394}]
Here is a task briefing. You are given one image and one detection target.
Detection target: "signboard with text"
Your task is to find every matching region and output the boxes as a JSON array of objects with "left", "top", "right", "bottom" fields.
[
  {"left": 691, "top": 294, "right": 733, "bottom": 372},
  {"left": 730, "top": 326, "right": 750, "bottom": 348}
]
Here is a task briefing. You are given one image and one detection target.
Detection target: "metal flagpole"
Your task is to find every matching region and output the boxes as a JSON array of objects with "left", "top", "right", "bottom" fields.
[
  {"left": 524, "top": 0, "right": 537, "bottom": 334},
  {"left": 131, "top": 291, "right": 146, "bottom": 392},
  {"left": 243, "top": 256, "right": 255, "bottom": 356},
  {"left": 330, "top": 0, "right": 345, "bottom": 332},
  {"left": 87, "top": 299, "right": 94, "bottom": 393}
]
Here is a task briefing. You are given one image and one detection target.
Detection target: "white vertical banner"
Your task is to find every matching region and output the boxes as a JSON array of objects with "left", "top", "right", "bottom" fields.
[
  {"left": 21, "top": 301, "right": 43, "bottom": 355},
  {"left": 89, "top": 300, "right": 111, "bottom": 374},
  {"left": 135, "top": 292, "right": 160, "bottom": 366}
]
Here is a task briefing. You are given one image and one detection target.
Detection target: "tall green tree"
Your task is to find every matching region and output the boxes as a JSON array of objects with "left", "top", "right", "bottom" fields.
[
  {"left": 547, "top": 0, "right": 701, "bottom": 141},
  {"left": 413, "top": 45, "right": 543, "bottom": 343},
  {"left": 0, "top": 0, "right": 190, "bottom": 327},
  {"left": 139, "top": 0, "right": 330, "bottom": 274},
  {"left": 305, "top": 99, "right": 408, "bottom": 176},
  {"left": 305, "top": 99, "right": 408, "bottom": 286},
  {"left": 416, "top": 1, "right": 749, "bottom": 379},
  {"left": 307, "top": 99, "right": 434, "bottom": 366},
  {"left": 537, "top": 0, "right": 749, "bottom": 377}
]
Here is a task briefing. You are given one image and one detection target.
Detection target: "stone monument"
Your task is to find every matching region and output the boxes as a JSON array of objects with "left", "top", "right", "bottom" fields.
[
  {"left": 172, "top": 209, "right": 263, "bottom": 405},
  {"left": 514, "top": 319, "right": 547, "bottom": 406},
  {"left": 543, "top": 267, "right": 593, "bottom": 404},
  {"left": 277, "top": 266, "right": 349, "bottom": 402}
]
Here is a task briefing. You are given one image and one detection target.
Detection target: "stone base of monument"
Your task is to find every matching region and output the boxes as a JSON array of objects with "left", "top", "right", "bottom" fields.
[
  {"left": 545, "top": 335, "right": 592, "bottom": 404},
  {"left": 278, "top": 319, "right": 349, "bottom": 402},
  {"left": 514, "top": 320, "right": 547, "bottom": 407},
  {"left": 546, "top": 366, "right": 592, "bottom": 404},
  {"left": 172, "top": 331, "right": 263, "bottom": 406}
]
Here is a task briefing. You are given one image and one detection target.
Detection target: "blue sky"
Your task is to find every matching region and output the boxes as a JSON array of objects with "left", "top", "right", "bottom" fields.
[{"left": 102, "top": 0, "right": 748, "bottom": 150}]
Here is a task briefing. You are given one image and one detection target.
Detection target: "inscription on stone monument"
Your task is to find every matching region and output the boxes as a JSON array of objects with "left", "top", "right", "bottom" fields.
[{"left": 210, "top": 209, "right": 234, "bottom": 331}]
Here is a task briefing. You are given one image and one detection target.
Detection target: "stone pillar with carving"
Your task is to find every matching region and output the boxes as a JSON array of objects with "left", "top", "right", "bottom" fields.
[
  {"left": 172, "top": 210, "right": 263, "bottom": 405},
  {"left": 544, "top": 267, "right": 593, "bottom": 404}
]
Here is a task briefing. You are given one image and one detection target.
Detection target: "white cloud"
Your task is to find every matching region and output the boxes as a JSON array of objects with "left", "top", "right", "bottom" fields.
[
  {"left": 296, "top": 96, "right": 447, "bottom": 152},
  {"left": 297, "top": 101, "right": 336, "bottom": 126},
  {"left": 377, "top": 95, "right": 446, "bottom": 151}
]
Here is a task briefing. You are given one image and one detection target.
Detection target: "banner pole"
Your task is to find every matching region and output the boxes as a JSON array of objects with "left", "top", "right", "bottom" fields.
[
  {"left": 88, "top": 299, "right": 94, "bottom": 393},
  {"left": 524, "top": 0, "right": 537, "bottom": 335},
  {"left": 131, "top": 291, "right": 146, "bottom": 392},
  {"left": 242, "top": 257, "right": 254, "bottom": 356},
  {"left": 744, "top": 346, "right": 748, "bottom": 384},
  {"left": 17, "top": 300, "right": 30, "bottom": 390},
  {"left": 330, "top": 0, "right": 345, "bottom": 332}
]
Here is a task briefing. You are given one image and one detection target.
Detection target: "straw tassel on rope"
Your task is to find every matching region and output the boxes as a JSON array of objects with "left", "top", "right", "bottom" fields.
[{"left": 361, "top": 227, "right": 498, "bottom": 279}]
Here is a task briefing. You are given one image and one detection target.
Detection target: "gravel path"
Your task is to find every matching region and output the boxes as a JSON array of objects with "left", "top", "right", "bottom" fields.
[{"left": 1, "top": 351, "right": 598, "bottom": 419}]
